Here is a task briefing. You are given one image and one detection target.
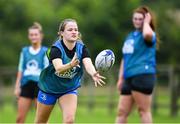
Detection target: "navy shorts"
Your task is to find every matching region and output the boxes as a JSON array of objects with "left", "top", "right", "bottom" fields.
[
  {"left": 37, "top": 89, "right": 78, "bottom": 105},
  {"left": 20, "top": 81, "right": 39, "bottom": 99},
  {"left": 121, "top": 74, "right": 156, "bottom": 95}
]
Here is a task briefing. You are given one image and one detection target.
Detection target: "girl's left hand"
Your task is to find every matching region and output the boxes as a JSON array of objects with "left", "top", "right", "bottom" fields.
[{"left": 92, "top": 72, "right": 106, "bottom": 87}]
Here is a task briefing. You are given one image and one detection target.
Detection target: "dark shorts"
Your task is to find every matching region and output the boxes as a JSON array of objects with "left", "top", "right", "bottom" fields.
[
  {"left": 37, "top": 89, "right": 78, "bottom": 105},
  {"left": 20, "top": 81, "right": 39, "bottom": 99},
  {"left": 121, "top": 74, "right": 156, "bottom": 95}
]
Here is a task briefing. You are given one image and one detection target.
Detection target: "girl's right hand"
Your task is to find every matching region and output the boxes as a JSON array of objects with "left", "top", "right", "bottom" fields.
[
  {"left": 14, "top": 86, "right": 21, "bottom": 98},
  {"left": 70, "top": 52, "right": 80, "bottom": 67},
  {"left": 116, "top": 78, "right": 123, "bottom": 91}
]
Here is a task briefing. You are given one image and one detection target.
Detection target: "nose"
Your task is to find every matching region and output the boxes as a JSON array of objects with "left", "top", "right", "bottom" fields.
[{"left": 73, "top": 29, "right": 77, "bottom": 33}]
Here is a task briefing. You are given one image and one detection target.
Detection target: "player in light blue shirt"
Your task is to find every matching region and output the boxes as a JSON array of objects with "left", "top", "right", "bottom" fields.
[
  {"left": 14, "top": 22, "right": 48, "bottom": 123},
  {"left": 116, "top": 6, "right": 160, "bottom": 123}
]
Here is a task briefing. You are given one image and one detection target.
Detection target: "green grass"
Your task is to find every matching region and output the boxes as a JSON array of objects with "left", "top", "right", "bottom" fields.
[
  {"left": 0, "top": 86, "right": 180, "bottom": 123},
  {"left": 0, "top": 102, "right": 180, "bottom": 123}
]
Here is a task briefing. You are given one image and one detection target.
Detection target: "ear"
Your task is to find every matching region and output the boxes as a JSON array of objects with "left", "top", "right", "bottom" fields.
[
  {"left": 41, "top": 33, "right": 44, "bottom": 39},
  {"left": 58, "top": 31, "right": 63, "bottom": 37}
]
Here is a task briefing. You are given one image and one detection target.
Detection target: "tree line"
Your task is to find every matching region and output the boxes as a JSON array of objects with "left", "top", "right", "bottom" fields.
[{"left": 0, "top": 0, "right": 180, "bottom": 66}]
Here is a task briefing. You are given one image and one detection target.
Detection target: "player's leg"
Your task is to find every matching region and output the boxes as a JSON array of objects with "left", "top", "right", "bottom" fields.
[
  {"left": 16, "top": 97, "right": 32, "bottom": 123},
  {"left": 116, "top": 79, "right": 134, "bottom": 123},
  {"left": 116, "top": 95, "right": 134, "bottom": 123},
  {"left": 33, "top": 98, "right": 37, "bottom": 109},
  {"left": 132, "top": 91, "right": 152, "bottom": 123},
  {"left": 34, "top": 90, "right": 56, "bottom": 123},
  {"left": 35, "top": 101, "right": 54, "bottom": 123},
  {"left": 33, "top": 82, "right": 39, "bottom": 109},
  {"left": 16, "top": 82, "right": 35, "bottom": 123},
  {"left": 58, "top": 90, "right": 78, "bottom": 124},
  {"left": 131, "top": 74, "right": 156, "bottom": 123}
]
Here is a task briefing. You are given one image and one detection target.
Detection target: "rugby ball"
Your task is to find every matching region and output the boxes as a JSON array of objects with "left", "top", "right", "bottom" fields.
[{"left": 95, "top": 49, "right": 115, "bottom": 72}]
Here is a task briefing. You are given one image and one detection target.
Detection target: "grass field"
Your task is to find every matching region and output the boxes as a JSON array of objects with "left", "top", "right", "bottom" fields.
[
  {"left": 0, "top": 102, "right": 180, "bottom": 123},
  {"left": 0, "top": 86, "right": 180, "bottom": 123}
]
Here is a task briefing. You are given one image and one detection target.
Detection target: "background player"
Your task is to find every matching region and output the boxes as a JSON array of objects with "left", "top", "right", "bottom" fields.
[
  {"left": 116, "top": 6, "right": 160, "bottom": 123},
  {"left": 14, "top": 22, "right": 48, "bottom": 123}
]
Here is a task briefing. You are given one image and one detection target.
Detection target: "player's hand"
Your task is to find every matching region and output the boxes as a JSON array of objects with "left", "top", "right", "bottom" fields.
[
  {"left": 92, "top": 72, "right": 106, "bottom": 87},
  {"left": 144, "top": 12, "right": 151, "bottom": 24},
  {"left": 117, "top": 78, "right": 123, "bottom": 91},
  {"left": 14, "top": 86, "right": 21, "bottom": 98},
  {"left": 70, "top": 52, "right": 80, "bottom": 68}
]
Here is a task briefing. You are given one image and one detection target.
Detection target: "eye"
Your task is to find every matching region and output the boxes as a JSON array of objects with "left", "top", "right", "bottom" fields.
[
  {"left": 67, "top": 28, "right": 78, "bottom": 32},
  {"left": 29, "top": 33, "right": 34, "bottom": 36},
  {"left": 67, "top": 28, "right": 73, "bottom": 31},
  {"left": 134, "top": 17, "right": 144, "bottom": 21}
]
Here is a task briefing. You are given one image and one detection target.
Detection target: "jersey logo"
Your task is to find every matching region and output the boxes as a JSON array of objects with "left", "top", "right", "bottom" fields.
[
  {"left": 55, "top": 67, "right": 79, "bottom": 79},
  {"left": 122, "top": 39, "right": 134, "bottom": 54},
  {"left": 24, "top": 59, "right": 41, "bottom": 76}
]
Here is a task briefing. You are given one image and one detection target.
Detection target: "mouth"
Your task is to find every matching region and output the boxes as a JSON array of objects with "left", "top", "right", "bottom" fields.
[
  {"left": 32, "top": 40, "right": 38, "bottom": 42},
  {"left": 72, "top": 35, "right": 77, "bottom": 38}
]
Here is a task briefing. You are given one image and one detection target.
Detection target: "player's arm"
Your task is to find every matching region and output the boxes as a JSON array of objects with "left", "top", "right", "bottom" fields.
[
  {"left": 49, "top": 47, "right": 72, "bottom": 73},
  {"left": 82, "top": 46, "right": 106, "bottom": 87},
  {"left": 43, "top": 54, "right": 49, "bottom": 68},
  {"left": 83, "top": 58, "right": 106, "bottom": 87},
  {"left": 14, "top": 71, "right": 22, "bottom": 98},
  {"left": 14, "top": 52, "right": 23, "bottom": 97},
  {"left": 83, "top": 58, "right": 97, "bottom": 77},
  {"left": 143, "top": 13, "right": 154, "bottom": 42},
  {"left": 117, "top": 59, "right": 124, "bottom": 90},
  {"left": 52, "top": 52, "right": 79, "bottom": 74},
  {"left": 119, "top": 59, "right": 124, "bottom": 80},
  {"left": 81, "top": 46, "right": 96, "bottom": 78}
]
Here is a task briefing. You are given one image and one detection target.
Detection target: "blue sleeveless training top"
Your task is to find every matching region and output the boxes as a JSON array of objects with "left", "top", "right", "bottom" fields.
[{"left": 38, "top": 40, "right": 84, "bottom": 94}]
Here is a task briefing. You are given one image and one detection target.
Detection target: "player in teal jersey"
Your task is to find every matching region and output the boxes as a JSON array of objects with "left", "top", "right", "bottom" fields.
[
  {"left": 14, "top": 22, "right": 48, "bottom": 123},
  {"left": 116, "top": 6, "right": 160, "bottom": 123},
  {"left": 35, "top": 19, "right": 106, "bottom": 123}
]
